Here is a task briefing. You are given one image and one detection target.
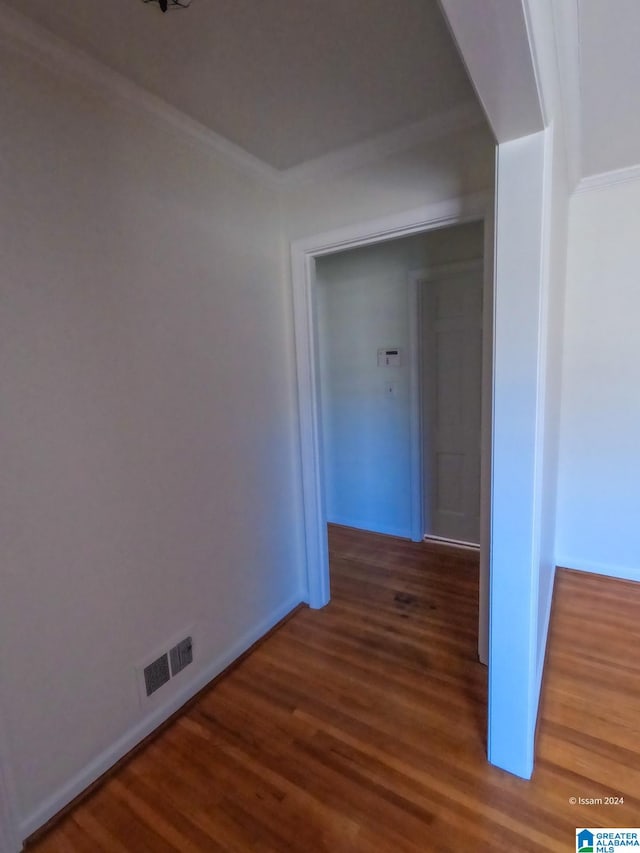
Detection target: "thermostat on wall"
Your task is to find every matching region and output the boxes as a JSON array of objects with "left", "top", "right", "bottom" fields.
[{"left": 377, "top": 347, "right": 402, "bottom": 367}]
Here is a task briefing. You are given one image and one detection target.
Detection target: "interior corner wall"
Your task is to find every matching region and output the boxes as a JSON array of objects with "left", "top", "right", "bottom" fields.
[
  {"left": 556, "top": 180, "right": 640, "bottom": 583},
  {"left": 0, "top": 46, "right": 305, "bottom": 838}
]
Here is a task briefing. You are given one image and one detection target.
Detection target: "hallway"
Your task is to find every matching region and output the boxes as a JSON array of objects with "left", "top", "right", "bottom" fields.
[{"left": 29, "top": 526, "right": 640, "bottom": 852}]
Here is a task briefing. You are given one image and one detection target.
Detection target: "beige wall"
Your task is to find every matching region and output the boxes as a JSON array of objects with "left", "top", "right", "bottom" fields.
[{"left": 0, "top": 46, "right": 304, "bottom": 834}]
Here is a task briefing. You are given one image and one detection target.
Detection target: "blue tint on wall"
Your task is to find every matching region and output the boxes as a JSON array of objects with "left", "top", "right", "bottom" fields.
[
  {"left": 316, "top": 258, "right": 413, "bottom": 538},
  {"left": 315, "top": 227, "right": 484, "bottom": 539}
]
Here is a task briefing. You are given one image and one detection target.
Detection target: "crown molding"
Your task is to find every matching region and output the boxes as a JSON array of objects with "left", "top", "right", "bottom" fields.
[
  {"left": 278, "top": 100, "right": 487, "bottom": 186},
  {"left": 520, "top": 0, "right": 550, "bottom": 129},
  {"left": 551, "top": 0, "right": 582, "bottom": 192},
  {"left": 0, "top": 3, "right": 488, "bottom": 191},
  {"left": 0, "top": 3, "right": 281, "bottom": 187},
  {"left": 576, "top": 162, "right": 640, "bottom": 194}
]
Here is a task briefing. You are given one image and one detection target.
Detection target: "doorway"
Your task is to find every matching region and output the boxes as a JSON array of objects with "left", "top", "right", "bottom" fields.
[
  {"left": 290, "top": 194, "right": 493, "bottom": 663},
  {"left": 315, "top": 226, "right": 483, "bottom": 550}
]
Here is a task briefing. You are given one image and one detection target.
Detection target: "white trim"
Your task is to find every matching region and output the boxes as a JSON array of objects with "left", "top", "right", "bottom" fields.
[
  {"left": 292, "top": 192, "right": 491, "bottom": 259},
  {"left": 328, "top": 518, "right": 412, "bottom": 541},
  {"left": 478, "top": 206, "right": 495, "bottom": 667},
  {"left": 291, "top": 191, "right": 492, "bottom": 630},
  {"left": 291, "top": 251, "right": 330, "bottom": 609},
  {"left": 556, "top": 558, "right": 640, "bottom": 585},
  {"left": 407, "top": 273, "right": 423, "bottom": 543},
  {"left": 19, "top": 592, "right": 302, "bottom": 839},
  {"left": 576, "top": 162, "right": 640, "bottom": 194},
  {"left": 413, "top": 258, "right": 484, "bottom": 282},
  {"left": 0, "top": 3, "right": 280, "bottom": 186},
  {"left": 279, "top": 101, "right": 485, "bottom": 186},
  {"left": 530, "top": 124, "right": 554, "bottom": 671}
]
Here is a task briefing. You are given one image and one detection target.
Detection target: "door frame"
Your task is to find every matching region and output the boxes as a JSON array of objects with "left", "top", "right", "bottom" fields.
[
  {"left": 407, "top": 257, "right": 485, "bottom": 546},
  {"left": 290, "top": 191, "right": 493, "bottom": 664}
]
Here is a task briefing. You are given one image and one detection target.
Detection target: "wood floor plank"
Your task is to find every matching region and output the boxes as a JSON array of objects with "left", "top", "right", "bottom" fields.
[{"left": 27, "top": 526, "right": 640, "bottom": 851}]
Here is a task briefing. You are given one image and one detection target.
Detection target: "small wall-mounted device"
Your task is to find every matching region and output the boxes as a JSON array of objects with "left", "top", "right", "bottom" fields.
[{"left": 377, "top": 347, "right": 402, "bottom": 367}]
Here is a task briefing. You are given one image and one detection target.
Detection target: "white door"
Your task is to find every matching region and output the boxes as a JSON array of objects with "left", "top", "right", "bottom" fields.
[{"left": 421, "top": 265, "right": 482, "bottom": 544}]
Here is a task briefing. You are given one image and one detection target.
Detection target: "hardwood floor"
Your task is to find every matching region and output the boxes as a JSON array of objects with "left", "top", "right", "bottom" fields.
[{"left": 28, "top": 525, "right": 640, "bottom": 852}]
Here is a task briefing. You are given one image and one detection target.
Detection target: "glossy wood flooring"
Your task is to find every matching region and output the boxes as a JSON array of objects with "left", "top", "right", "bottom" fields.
[{"left": 29, "top": 526, "right": 640, "bottom": 852}]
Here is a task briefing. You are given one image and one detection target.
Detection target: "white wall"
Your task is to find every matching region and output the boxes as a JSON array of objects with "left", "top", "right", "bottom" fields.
[
  {"left": 556, "top": 180, "right": 640, "bottom": 581},
  {"left": 489, "top": 130, "right": 550, "bottom": 779},
  {"left": 523, "top": 0, "right": 571, "bottom": 692},
  {"left": 284, "top": 125, "right": 495, "bottom": 241},
  {"left": 0, "top": 46, "right": 304, "bottom": 838},
  {"left": 316, "top": 225, "right": 483, "bottom": 539}
]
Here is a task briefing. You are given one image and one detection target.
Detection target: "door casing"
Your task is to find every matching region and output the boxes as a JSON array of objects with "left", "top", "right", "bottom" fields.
[{"left": 290, "top": 191, "right": 493, "bottom": 664}]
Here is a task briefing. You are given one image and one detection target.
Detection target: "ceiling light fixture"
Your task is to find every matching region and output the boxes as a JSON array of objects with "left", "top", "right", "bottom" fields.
[{"left": 143, "top": 0, "right": 193, "bottom": 12}]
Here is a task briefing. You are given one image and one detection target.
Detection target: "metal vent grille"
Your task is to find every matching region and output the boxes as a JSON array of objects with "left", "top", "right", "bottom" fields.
[
  {"left": 143, "top": 653, "right": 170, "bottom": 697},
  {"left": 170, "top": 637, "right": 193, "bottom": 676}
]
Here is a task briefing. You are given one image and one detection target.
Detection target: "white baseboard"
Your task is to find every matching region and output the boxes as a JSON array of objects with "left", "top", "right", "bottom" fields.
[
  {"left": 556, "top": 557, "right": 640, "bottom": 585},
  {"left": 576, "top": 162, "right": 640, "bottom": 194},
  {"left": 19, "top": 591, "right": 303, "bottom": 841},
  {"left": 328, "top": 516, "right": 411, "bottom": 540}
]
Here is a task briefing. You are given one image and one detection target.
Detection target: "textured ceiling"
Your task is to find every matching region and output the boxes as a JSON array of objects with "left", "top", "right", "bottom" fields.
[
  {"left": 579, "top": 0, "right": 640, "bottom": 176},
  {"left": 2, "top": 0, "right": 477, "bottom": 169}
]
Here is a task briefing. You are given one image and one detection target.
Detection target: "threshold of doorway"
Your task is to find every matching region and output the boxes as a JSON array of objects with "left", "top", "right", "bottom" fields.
[{"left": 423, "top": 534, "right": 480, "bottom": 551}]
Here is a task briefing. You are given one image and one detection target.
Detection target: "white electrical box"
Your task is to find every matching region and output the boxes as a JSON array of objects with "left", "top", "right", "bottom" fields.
[{"left": 377, "top": 347, "right": 402, "bottom": 367}]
